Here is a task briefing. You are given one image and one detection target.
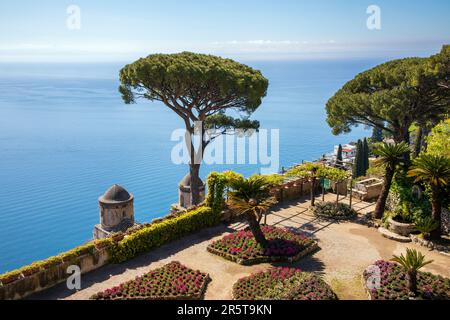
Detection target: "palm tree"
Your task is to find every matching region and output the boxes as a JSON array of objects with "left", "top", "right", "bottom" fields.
[
  {"left": 373, "top": 142, "right": 410, "bottom": 219},
  {"left": 408, "top": 154, "right": 450, "bottom": 239},
  {"left": 391, "top": 248, "right": 433, "bottom": 296},
  {"left": 227, "top": 176, "right": 277, "bottom": 247}
]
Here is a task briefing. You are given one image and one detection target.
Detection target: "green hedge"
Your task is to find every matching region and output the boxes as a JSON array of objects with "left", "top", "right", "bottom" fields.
[
  {"left": 108, "top": 206, "right": 218, "bottom": 263},
  {"left": 0, "top": 239, "right": 113, "bottom": 285}
]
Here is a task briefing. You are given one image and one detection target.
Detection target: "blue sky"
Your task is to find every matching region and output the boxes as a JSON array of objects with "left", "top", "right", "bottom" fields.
[{"left": 0, "top": 0, "right": 449, "bottom": 62}]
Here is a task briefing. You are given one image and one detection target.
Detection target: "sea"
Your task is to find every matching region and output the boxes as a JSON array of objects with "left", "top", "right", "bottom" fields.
[{"left": 0, "top": 59, "right": 382, "bottom": 273}]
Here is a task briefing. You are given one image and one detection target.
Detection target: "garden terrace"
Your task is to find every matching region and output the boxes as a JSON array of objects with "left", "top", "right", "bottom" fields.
[{"left": 27, "top": 194, "right": 449, "bottom": 300}]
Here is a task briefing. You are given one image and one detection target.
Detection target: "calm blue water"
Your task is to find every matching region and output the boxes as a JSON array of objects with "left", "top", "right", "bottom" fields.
[{"left": 0, "top": 59, "right": 380, "bottom": 273}]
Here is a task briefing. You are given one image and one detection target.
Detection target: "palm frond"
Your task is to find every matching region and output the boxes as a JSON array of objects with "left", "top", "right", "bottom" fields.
[
  {"left": 391, "top": 248, "right": 433, "bottom": 272},
  {"left": 408, "top": 154, "right": 450, "bottom": 187}
]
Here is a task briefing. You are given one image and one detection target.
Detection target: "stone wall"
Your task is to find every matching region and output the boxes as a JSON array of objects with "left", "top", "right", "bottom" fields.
[{"left": 0, "top": 246, "right": 110, "bottom": 300}]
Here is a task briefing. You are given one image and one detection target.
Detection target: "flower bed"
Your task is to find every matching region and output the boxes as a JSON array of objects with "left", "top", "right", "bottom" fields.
[
  {"left": 363, "top": 260, "right": 450, "bottom": 300},
  {"left": 313, "top": 202, "right": 357, "bottom": 220},
  {"left": 207, "top": 225, "right": 318, "bottom": 265},
  {"left": 233, "top": 267, "right": 337, "bottom": 300},
  {"left": 90, "top": 262, "right": 210, "bottom": 300}
]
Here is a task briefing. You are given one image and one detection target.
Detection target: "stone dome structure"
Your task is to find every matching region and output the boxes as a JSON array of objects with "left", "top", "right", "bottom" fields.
[
  {"left": 94, "top": 184, "right": 135, "bottom": 239},
  {"left": 99, "top": 184, "right": 133, "bottom": 203},
  {"left": 178, "top": 174, "right": 205, "bottom": 209}
]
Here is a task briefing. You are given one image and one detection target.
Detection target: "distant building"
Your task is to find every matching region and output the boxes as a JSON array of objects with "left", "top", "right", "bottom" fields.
[{"left": 334, "top": 144, "right": 357, "bottom": 160}]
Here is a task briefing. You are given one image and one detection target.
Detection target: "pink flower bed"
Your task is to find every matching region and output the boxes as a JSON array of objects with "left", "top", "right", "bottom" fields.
[
  {"left": 363, "top": 260, "right": 450, "bottom": 300},
  {"left": 233, "top": 267, "right": 337, "bottom": 300},
  {"left": 90, "top": 262, "right": 210, "bottom": 300},
  {"left": 207, "top": 225, "right": 317, "bottom": 265}
]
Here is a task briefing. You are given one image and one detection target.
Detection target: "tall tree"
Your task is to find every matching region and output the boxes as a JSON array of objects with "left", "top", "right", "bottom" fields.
[
  {"left": 426, "top": 45, "right": 450, "bottom": 90},
  {"left": 353, "top": 140, "right": 364, "bottom": 178},
  {"left": 119, "top": 52, "right": 268, "bottom": 205},
  {"left": 362, "top": 138, "right": 370, "bottom": 176},
  {"left": 373, "top": 142, "right": 410, "bottom": 219},
  {"left": 426, "top": 119, "right": 450, "bottom": 157},
  {"left": 336, "top": 144, "right": 343, "bottom": 167},
  {"left": 372, "top": 127, "right": 383, "bottom": 142},
  {"left": 326, "top": 46, "right": 450, "bottom": 164},
  {"left": 408, "top": 154, "right": 450, "bottom": 239}
]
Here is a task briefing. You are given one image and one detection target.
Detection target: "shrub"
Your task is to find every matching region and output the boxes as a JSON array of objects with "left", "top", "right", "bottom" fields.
[
  {"left": 363, "top": 260, "right": 450, "bottom": 300},
  {"left": 415, "top": 216, "right": 439, "bottom": 238},
  {"left": 94, "top": 238, "right": 114, "bottom": 250},
  {"left": 233, "top": 267, "right": 337, "bottom": 300},
  {"left": 286, "top": 163, "right": 348, "bottom": 181},
  {"left": 0, "top": 255, "right": 64, "bottom": 285},
  {"left": 109, "top": 206, "right": 219, "bottom": 263},
  {"left": 0, "top": 269, "right": 23, "bottom": 285},
  {"left": 313, "top": 202, "right": 357, "bottom": 220},
  {"left": 90, "top": 261, "right": 210, "bottom": 300},
  {"left": 60, "top": 243, "right": 96, "bottom": 263},
  {"left": 249, "top": 174, "right": 284, "bottom": 187},
  {"left": 0, "top": 206, "right": 218, "bottom": 286},
  {"left": 207, "top": 225, "right": 317, "bottom": 265}
]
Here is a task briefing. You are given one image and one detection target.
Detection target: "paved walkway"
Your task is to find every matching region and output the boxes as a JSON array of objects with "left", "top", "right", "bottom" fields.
[{"left": 30, "top": 194, "right": 449, "bottom": 300}]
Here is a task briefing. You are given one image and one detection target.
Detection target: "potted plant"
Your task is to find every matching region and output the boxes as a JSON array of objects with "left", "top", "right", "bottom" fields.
[{"left": 387, "top": 203, "right": 416, "bottom": 236}]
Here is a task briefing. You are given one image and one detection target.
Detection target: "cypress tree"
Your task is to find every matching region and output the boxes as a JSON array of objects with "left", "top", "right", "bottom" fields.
[
  {"left": 336, "top": 144, "right": 343, "bottom": 167},
  {"left": 353, "top": 140, "right": 364, "bottom": 178},
  {"left": 362, "top": 138, "right": 369, "bottom": 175},
  {"left": 372, "top": 127, "right": 383, "bottom": 142}
]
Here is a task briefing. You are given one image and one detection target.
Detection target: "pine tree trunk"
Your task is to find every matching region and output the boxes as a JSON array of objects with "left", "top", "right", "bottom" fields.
[
  {"left": 394, "top": 127, "right": 411, "bottom": 170},
  {"left": 413, "top": 126, "right": 423, "bottom": 158},
  {"left": 246, "top": 212, "right": 268, "bottom": 247},
  {"left": 190, "top": 163, "right": 202, "bottom": 206},
  {"left": 374, "top": 167, "right": 395, "bottom": 219},
  {"left": 429, "top": 185, "right": 442, "bottom": 240}
]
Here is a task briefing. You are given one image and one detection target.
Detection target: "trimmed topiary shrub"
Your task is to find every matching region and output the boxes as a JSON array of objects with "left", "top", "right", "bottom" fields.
[
  {"left": 90, "top": 261, "right": 210, "bottom": 300},
  {"left": 363, "top": 260, "right": 450, "bottom": 300},
  {"left": 109, "top": 206, "right": 219, "bottom": 263},
  {"left": 233, "top": 267, "right": 337, "bottom": 300},
  {"left": 313, "top": 202, "right": 357, "bottom": 220},
  {"left": 207, "top": 225, "right": 318, "bottom": 265}
]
